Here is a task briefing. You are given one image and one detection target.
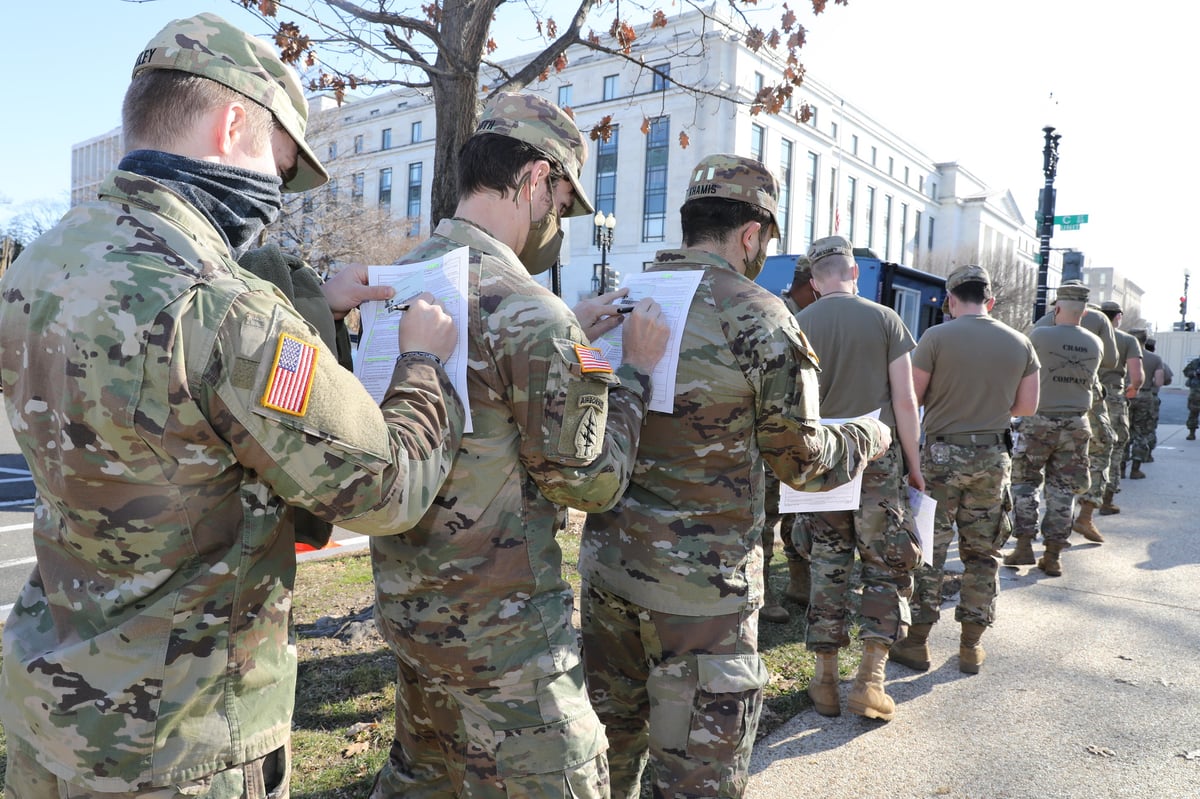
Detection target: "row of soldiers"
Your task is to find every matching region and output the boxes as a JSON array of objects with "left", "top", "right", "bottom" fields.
[{"left": 756, "top": 245, "right": 1176, "bottom": 727}]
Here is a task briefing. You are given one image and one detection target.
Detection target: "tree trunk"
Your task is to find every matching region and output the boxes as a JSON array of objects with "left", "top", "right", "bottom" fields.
[{"left": 428, "top": 72, "right": 479, "bottom": 227}]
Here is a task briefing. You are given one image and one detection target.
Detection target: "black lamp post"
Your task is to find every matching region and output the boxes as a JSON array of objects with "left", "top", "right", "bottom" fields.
[
  {"left": 593, "top": 211, "right": 616, "bottom": 295},
  {"left": 1033, "top": 125, "right": 1062, "bottom": 322}
]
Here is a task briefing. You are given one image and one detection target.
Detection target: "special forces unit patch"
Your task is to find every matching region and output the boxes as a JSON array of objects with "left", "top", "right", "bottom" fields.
[
  {"left": 262, "top": 333, "right": 318, "bottom": 416},
  {"left": 572, "top": 393, "right": 606, "bottom": 460},
  {"left": 574, "top": 344, "right": 613, "bottom": 374}
]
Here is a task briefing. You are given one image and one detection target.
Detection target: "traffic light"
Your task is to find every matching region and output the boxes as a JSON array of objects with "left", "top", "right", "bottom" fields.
[{"left": 1181, "top": 296, "right": 1188, "bottom": 316}]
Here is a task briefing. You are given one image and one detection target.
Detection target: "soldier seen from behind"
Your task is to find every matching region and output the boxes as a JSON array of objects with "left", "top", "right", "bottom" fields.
[
  {"left": 1093, "top": 301, "right": 1142, "bottom": 517},
  {"left": 580, "top": 155, "right": 891, "bottom": 798},
  {"left": 0, "top": 13, "right": 465, "bottom": 799},
  {"left": 1125, "top": 328, "right": 1164, "bottom": 479}
]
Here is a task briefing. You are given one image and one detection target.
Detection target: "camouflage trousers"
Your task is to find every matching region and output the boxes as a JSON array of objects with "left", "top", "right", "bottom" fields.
[
  {"left": 580, "top": 583, "right": 767, "bottom": 799},
  {"left": 1103, "top": 392, "right": 1130, "bottom": 494},
  {"left": 1011, "top": 413, "right": 1092, "bottom": 545},
  {"left": 371, "top": 657, "right": 608, "bottom": 799},
  {"left": 3, "top": 738, "right": 289, "bottom": 799},
  {"left": 1083, "top": 396, "right": 1114, "bottom": 506},
  {"left": 761, "top": 470, "right": 802, "bottom": 567},
  {"left": 1189, "top": 389, "right": 1200, "bottom": 431},
  {"left": 1127, "top": 394, "right": 1156, "bottom": 462},
  {"left": 910, "top": 442, "right": 1012, "bottom": 628},
  {"left": 1150, "top": 394, "right": 1161, "bottom": 452},
  {"left": 795, "top": 442, "right": 920, "bottom": 651}
]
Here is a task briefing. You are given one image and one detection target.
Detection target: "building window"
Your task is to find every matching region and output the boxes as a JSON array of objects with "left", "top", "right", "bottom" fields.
[
  {"left": 900, "top": 202, "right": 909, "bottom": 260},
  {"left": 904, "top": 166, "right": 910, "bottom": 185},
  {"left": 851, "top": 134, "right": 859, "bottom": 156},
  {"left": 558, "top": 84, "right": 573, "bottom": 108},
  {"left": 381, "top": 128, "right": 392, "bottom": 150},
  {"left": 778, "top": 138, "right": 793, "bottom": 252},
  {"left": 865, "top": 185, "right": 875, "bottom": 248},
  {"left": 919, "top": 175, "right": 925, "bottom": 193},
  {"left": 887, "top": 156, "right": 894, "bottom": 176},
  {"left": 830, "top": 121, "right": 838, "bottom": 140},
  {"left": 328, "top": 141, "right": 338, "bottom": 160},
  {"left": 354, "top": 134, "right": 363, "bottom": 154},
  {"left": 754, "top": 72, "right": 765, "bottom": 92},
  {"left": 870, "top": 146, "right": 877, "bottom": 167},
  {"left": 411, "top": 121, "right": 422, "bottom": 143},
  {"left": 407, "top": 162, "right": 422, "bottom": 236},
  {"left": 750, "top": 123, "right": 765, "bottom": 163},
  {"left": 803, "top": 151, "right": 818, "bottom": 250},
  {"left": 651, "top": 62, "right": 671, "bottom": 91},
  {"left": 929, "top": 181, "right": 938, "bottom": 201},
  {"left": 883, "top": 195, "right": 893, "bottom": 260},
  {"left": 914, "top": 210, "right": 923, "bottom": 257},
  {"left": 593, "top": 125, "right": 619, "bottom": 218},
  {"left": 603, "top": 74, "right": 619, "bottom": 101},
  {"left": 352, "top": 172, "right": 364, "bottom": 201},
  {"left": 808, "top": 106, "right": 818, "bottom": 127},
  {"left": 327, "top": 178, "right": 338, "bottom": 204},
  {"left": 642, "top": 117, "right": 669, "bottom": 242},
  {"left": 378, "top": 167, "right": 392, "bottom": 206},
  {"left": 928, "top": 216, "right": 935, "bottom": 250},
  {"left": 828, "top": 166, "right": 838, "bottom": 236},
  {"left": 846, "top": 176, "right": 857, "bottom": 242}
]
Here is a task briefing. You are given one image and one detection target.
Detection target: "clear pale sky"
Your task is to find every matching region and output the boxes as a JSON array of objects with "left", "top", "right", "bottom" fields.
[{"left": 2, "top": 0, "right": 1195, "bottom": 328}]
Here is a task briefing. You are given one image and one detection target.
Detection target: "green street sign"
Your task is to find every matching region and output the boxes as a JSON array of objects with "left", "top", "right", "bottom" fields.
[{"left": 1053, "top": 214, "right": 1089, "bottom": 226}]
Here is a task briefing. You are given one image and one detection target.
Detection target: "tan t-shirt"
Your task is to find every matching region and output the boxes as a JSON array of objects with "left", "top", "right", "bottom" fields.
[
  {"left": 1099, "top": 329, "right": 1142, "bottom": 390},
  {"left": 1030, "top": 324, "right": 1103, "bottom": 413},
  {"left": 912, "top": 314, "right": 1039, "bottom": 436},
  {"left": 1035, "top": 307, "right": 1117, "bottom": 370},
  {"left": 796, "top": 293, "right": 914, "bottom": 428}
]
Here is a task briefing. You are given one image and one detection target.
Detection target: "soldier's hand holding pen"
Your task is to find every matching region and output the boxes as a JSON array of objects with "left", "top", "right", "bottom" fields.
[
  {"left": 395, "top": 292, "right": 458, "bottom": 364},
  {"left": 573, "top": 288, "right": 632, "bottom": 341},
  {"left": 620, "top": 298, "right": 669, "bottom": 372}
]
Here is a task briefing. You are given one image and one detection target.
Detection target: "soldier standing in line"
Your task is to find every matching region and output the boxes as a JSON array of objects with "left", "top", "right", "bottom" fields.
[
  {"left": 1126, "top": 328, "right": 1164, "bottom": 479},
  {"left": 1145, "top": 338, "right": 1171, "bottom": 457},
  {"left": 1006, "top": 283, "right": 1103, "bottom": 577},
  {"left": 794, "top": 235, "right": 924, "bottom": 722},
  {"left": 761, "top": 255, "right": 818, "bottom": 624},
  {"left": 0, "top": 14, "right": 467, "bottom": 798},
  {"left": 1185, "top": 354, "right": 1200, "bottom": 440},
  {"left": 368, "top": 93, "right": 670, "bottom": 799},
  {"left": 580, "top": 156, "right": 890, "bottom": 798},
  {"left": 1034, "top": 284, "right": 1118, "bottom": 536},
  {"left": 891, "top": 265, "right": 1040, "bottom": 675},
  {"left": 1087, "top": 302, "right": 1142, "bottom": 524}
]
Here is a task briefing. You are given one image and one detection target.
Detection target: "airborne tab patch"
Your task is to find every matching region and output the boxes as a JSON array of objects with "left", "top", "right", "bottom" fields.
[
  {"left": 574, "top": 344, "right": 613, "bottom": 374},
  {"left": 262, "top": 333, "right": 319, "bottom": 416}
]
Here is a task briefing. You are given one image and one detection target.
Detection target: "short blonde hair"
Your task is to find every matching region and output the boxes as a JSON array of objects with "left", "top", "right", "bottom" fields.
[{"left": 122, "top": 70, "right": 275, "bottom": 154}]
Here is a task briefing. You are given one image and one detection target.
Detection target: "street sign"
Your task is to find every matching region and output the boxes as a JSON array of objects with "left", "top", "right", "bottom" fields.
[{"left": 1053, "top": 214, "right": 1089, "bottom": 226}]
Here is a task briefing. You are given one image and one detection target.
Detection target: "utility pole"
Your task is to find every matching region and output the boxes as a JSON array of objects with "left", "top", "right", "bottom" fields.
[{"left": 1034, "top": 126, "right": 1062, "bottom": 322}]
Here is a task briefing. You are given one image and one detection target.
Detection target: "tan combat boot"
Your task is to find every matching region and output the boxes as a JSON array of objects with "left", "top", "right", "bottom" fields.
[
  {"left": 1099, "top": 488, "right": 1121, "bottom": 515},
  {"left": 1072, "top": 501, "right": 1105, "bottom": 543},
  {"left": 1004, "top": 536, "right": 1036, "bottom": 566},
  {"left": 959, "top": 622, "right": 987, "bottom": 674},
  {"left": 1037, "top": 540, "right": 1066, "bottom": 577},
  {"left": 808, "top": 650, "right": 841, "bottom": 717},
  {"left": 1129, "top": 460, "right": 1146, "bottom": 479},
  {"left": 783, "top": 560, "right": 811, "bottom": 607},
  {"left": 847, "top": 641, "right": 896, "bottom": 721},
  {"left": 760, "top": 561, "right": 790, "bottom": 624},
  {"left": 890, "top": 622, "right": 933, "bottom": 672}
]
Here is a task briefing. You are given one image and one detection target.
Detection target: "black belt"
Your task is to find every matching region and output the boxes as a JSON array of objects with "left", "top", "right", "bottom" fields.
[
  {"left": 934, "top": 432, "right": 1005, "bottom": 446},
  {"left": 1039, "top": 411, "right": 1085, "bottom": 419}
]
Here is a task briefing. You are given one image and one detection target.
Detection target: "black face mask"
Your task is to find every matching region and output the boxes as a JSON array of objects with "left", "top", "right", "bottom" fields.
[{"left": 119, "top": 149, "right": 284, "bottom": 258}]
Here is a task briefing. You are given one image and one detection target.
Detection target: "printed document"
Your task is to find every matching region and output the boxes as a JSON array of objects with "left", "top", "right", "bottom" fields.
[
  {"left": 907, "top": 488, "right": 937, "bottom": 567},
  {"left": 355, "top": 246, "right": 473, "bottom": 432},
  {"left": 778, "top": 410, "right": 882, "bottom": 513},
  {"left": 592, "top": 270, "right": 704, "bottom": 413}
]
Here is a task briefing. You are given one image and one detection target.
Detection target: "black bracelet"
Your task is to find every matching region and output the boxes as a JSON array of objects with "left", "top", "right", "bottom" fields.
[{"left": 397, "top": 350, "right": 443, "bottom": 368}]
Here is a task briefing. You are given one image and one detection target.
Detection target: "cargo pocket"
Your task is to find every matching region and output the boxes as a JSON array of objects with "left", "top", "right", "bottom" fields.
[
  {"left": 648, "top": 653, "right": 768, "bottom": 763},
  {"left": 992, "top": 483, "right": 1015, "bottom": 552},
  {"left": 882, "top": 502, "right": 922, "bottom": 571},
  {"left": 494, "top": 709, "right": 607, "bottom": 779}
]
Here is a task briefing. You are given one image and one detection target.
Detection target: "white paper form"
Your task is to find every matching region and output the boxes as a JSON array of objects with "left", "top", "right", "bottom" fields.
[
  {"left": 355, "top": 246, "right": 473, "bottom": 432},
  {"left": 591, "top": 270, "right": 704, "bottom": 414},
  {"left": 778, "top": 410, "right": 882, "bottom": 513},
  {"left": 906, "top": 488, "right": 937, "bottom": 567}
]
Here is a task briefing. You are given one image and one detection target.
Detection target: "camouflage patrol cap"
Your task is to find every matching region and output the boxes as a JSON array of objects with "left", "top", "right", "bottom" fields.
[
  {"left": 807, "top": 235, "right": 854, "bottom": 265},
  {"left": 132, "top": 12, "right": 328, "bottom": 193},
  {"left": 1100, "top": 300, "right": 1123, "bottom": 314},
  {"left": 684, "top": 154, "right": 780, "bottom": 235},
  {"left": 476, "top": 92, "right": 594, "bottom": 217},
  {"left": 793, "top": 254, "right": 812, "bottom": 285},
  {"left": 947, "top": 264, "right": 991, "bottom": 292},
  {"left": 1129, "top": 327, "right": 1148, "bottom": 343},
  {"left": 1054, "top": 281, "right": 1090, "bottom": 303}
]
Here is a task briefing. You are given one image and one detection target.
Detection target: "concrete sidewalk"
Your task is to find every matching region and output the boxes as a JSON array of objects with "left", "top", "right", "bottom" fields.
[{"left": 748, "top": 424, "right": 1200, "bottom": 799}]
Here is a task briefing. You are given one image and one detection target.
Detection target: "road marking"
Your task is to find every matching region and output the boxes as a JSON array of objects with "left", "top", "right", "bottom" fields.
[
  {"left": 0, "top": 523, "right": 33, "bottom": 533},
  {"left": 0, "top": 556, "right": 36, "bottom": 569}
]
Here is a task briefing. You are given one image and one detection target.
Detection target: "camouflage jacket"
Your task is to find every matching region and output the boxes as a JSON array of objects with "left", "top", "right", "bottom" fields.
[
  {"left": 580, "top": 249, "right": 883, "bottom": 616},
  {"left": 0, "top": 170, "right": 463, "bottom": 790},
  {"left": 371, "top": 218, "right": 652, "bottom": 682}
]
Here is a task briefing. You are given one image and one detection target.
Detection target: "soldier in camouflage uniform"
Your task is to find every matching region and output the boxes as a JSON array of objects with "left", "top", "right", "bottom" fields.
[
  {"left": 760, "top": 256, "right": 817, "bottom": 624},
  {"left": 1088, "top": 302, "right": 1142, "bottom": 523},
  {"left": 1185, "top": 355, "right": 1200, "bottom": 440},
  {"left": 794, "top": 235, "right": 925, "bottom": 721},
  {"left": 1006, "top": 283, "right": 1102, "bottom": 577},
  {"left": 894, "top": 265, "right": 1040, "bottom": 676},
  {"left": 368, "top": 94, "right": 670, "bottom": 799},
  {"left": 0, "top": 13, "right": 465, "bottom": 799},
  {"left": 1126, "top": 328, "right": 1164, "bottom": 479},
  {"left": 1145, "top": 338, "right": 1170, "bottom": 455},
  {"left": 580, "top": 155, "right": 889, "bottom": 798}
]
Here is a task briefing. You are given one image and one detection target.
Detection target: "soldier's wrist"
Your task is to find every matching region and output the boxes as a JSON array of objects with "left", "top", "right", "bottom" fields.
[{"left": 397, "top": 350, "right": 443, "bottom": 369}]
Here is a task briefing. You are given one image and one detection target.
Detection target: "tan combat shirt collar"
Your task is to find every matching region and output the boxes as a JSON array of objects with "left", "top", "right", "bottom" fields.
[{"left": 99, "top": 170, "right": 234, "bottom": 265}]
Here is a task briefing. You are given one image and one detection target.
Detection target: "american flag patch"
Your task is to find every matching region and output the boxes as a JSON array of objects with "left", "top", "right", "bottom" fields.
[
  {"left": 262, "top": 334, "right": 319, "bottom": 416},
  {"left": 574, "top": 343, "right": 613, "bottom": 374}
]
